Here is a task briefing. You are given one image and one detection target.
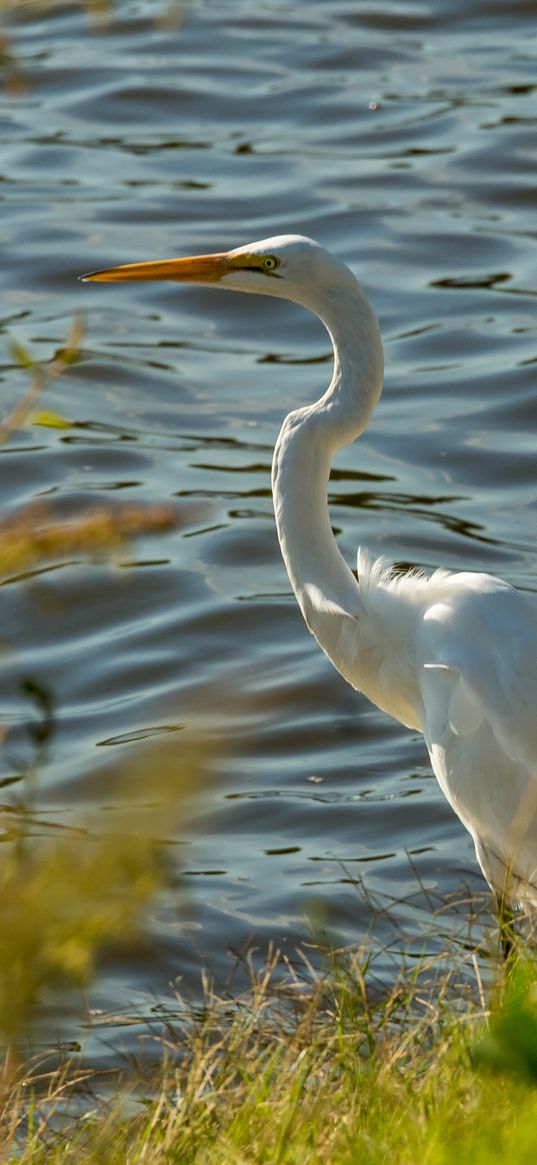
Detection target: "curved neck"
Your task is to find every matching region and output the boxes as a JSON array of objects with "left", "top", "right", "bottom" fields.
[{"left": 271, "top": 279, "right": 383, "bottom": 629}]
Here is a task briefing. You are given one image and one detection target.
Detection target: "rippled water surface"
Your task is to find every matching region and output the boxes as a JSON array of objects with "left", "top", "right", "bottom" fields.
[{"left": 1, "top": 0, "right": 535, "bottom": 1057}]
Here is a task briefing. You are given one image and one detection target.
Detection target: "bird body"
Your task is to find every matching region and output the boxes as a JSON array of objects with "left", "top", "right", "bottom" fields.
[
  {"left": 347, "top": 556, "right": 537, "bottom": 907},
  {"left": 83, "top": 235, "right": 537, "bottom": 911}
]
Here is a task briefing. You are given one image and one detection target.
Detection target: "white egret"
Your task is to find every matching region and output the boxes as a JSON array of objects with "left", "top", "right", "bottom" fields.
[{"left": 82, "top": 235, "right": 537, "bottom": 929}]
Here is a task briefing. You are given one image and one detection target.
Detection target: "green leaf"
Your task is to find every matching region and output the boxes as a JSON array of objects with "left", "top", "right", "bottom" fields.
[
  {"left": 31, "top": 409, "right": 72, "bottom": 430},
  {"left": 8, "top": 339, "right": 35, "bottom": 370}
]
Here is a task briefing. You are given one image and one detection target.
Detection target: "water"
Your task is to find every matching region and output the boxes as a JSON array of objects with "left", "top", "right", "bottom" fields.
[{"left": 1, "top": 0, "right": 535, "bottom": 1058}]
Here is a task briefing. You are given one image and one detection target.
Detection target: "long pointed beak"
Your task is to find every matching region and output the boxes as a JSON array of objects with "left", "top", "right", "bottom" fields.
[{"left": 80, "top": 251, "right": 233, "bottom": 284}]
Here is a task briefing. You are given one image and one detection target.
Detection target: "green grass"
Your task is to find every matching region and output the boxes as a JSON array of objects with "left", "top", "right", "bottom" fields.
[{"left": 2, "top": 925, "right": 537, "bottom": 1164}]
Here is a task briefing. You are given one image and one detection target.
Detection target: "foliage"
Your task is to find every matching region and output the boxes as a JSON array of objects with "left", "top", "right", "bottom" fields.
[
  {"left": 0, "top": 732, "right": 203, "bottom": 1047},
  {"left": 0, "top": 821, "right": 163, "bottom": 1040},
  {"left": 0, "top": 0, "right": 187, "bottom": 25},
  {"left": 475, "top": 956, "right": 537, "bottom": 1082},
  {"left": 0, "top": 935, "right": 535, "bottom": 1162},
  {"left": 1, "top": 319, "right": 84, "bottom": 449},
  {"left": 0, "top": 321, "right": 198, "bottom": 1114},
  {"left": 1, "top": 0, "right": 189, "bottom": 94},
  {"left": 1, "top": 323, "right": 178, "bottom": 578},
  {"left": 0, "top": 500, "right": 176, "bottom": 580}
]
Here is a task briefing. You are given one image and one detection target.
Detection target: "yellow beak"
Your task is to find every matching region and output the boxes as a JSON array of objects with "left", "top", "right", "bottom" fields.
[{"left": 80, "top": 251, "right": 233, "bottom": 284}]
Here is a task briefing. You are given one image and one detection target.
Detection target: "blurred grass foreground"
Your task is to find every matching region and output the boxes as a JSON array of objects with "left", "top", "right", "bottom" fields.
[
  {"left": 0, "top": 331, "right": 536, "bottom": 1161},
  {"left": 0, "top": 321, "right": 190, "bottom": 1042}
]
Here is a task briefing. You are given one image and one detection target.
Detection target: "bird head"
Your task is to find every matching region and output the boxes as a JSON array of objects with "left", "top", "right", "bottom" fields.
[{"left": 80, "top": 234, "right": 359, "bottom": 314}]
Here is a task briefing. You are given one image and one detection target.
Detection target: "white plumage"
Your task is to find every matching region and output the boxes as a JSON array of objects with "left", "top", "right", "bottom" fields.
[{"left": 83, "top": 234, "right": 537, "bottom": 914}]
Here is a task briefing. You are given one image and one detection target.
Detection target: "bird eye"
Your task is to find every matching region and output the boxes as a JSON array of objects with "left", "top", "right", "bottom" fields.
[{"left": 263, "top": 255, "right": 279, "bottom": 271}]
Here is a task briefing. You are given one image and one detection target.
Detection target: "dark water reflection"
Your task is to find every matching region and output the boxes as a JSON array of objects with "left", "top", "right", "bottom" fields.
[{"left": 0, "top": 0, "right": 535, "bottom": 1059}]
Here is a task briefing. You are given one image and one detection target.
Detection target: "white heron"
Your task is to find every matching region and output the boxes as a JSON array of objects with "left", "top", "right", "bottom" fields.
[{"left": 82, "top": 234, "right": 537, "bottom": 934}]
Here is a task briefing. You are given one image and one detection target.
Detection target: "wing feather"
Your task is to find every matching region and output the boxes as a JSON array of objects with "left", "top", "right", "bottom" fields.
[{"left": 417, "top": 577, "right": 537, "bottom": 904}]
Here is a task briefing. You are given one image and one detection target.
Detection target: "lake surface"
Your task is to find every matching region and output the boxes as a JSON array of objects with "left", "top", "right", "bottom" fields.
[{"left": 1, "top": 0, "right": 535, "bottom": 1060}]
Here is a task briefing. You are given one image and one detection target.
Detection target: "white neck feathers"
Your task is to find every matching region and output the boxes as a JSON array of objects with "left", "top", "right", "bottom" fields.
[{"left": 271, "top": 277, "right": 383, "bottom": 637}]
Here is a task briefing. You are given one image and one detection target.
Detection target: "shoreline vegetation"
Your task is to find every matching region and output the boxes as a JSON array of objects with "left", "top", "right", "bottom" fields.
[{"left": 3, "top": 917, "right": 537, "bottom": 1163}]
